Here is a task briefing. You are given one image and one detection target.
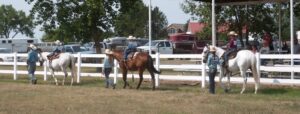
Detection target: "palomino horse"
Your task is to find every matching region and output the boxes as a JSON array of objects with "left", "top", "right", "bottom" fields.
[
  {"left": 107, "top": 50, "right": 161, "bottom": 90},
  {"left": 37, "top": 49, "right": 76, "bottom": 86},
  {"left": 202, "top": 45, "right": 260, "bottom": 94}
]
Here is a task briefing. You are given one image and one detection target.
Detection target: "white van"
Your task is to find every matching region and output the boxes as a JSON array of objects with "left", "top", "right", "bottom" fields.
[{"left": 137, "top": 40, "right": 173, "bottom": 54}]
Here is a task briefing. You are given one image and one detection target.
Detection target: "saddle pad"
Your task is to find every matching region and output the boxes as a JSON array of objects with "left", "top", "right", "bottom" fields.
[
  {"left": 228, "top": 49, "right": 240, "bottom": 60},
  {"left": 128, "top": 52, "right": 139, "bottom": 60}
]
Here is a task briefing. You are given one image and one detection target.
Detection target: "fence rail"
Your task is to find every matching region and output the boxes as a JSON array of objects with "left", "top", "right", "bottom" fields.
[{"left": 0, "top": 52, "right": 299, "bottom": 88}]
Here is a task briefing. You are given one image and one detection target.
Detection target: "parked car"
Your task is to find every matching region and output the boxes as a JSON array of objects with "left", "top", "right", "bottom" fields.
[
  {"left": 64, "top": 44, "right": 95, "bottom": 54},
  {"left": 0, "top": 48, "right": 13, "bottom": 62},
  {"left": 83, "top": 42, "right": 109, "bottom": 53},
  {"left": 137, "top": 40, "right": 173, "bottom": 54}
]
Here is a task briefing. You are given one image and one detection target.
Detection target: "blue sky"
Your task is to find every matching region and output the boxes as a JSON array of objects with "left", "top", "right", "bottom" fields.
[{"left": 0, "top": 0, "right": 191, "bottom": 39}]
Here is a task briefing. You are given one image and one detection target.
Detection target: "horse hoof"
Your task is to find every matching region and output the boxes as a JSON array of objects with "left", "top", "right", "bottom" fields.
[
  {"left": 112, "top": 84, "right": 116, "bottom": 89},
  {"left": 224, "top": 89, "right": 229, "bottom": 93}
]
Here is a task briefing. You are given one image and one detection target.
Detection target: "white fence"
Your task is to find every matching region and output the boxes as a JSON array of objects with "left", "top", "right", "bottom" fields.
[{"left": 0, "top": 52, "right": 300, "bottom": 88}]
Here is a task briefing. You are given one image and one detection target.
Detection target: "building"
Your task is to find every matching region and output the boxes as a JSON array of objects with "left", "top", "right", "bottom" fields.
[{"left": 167, "top": 23, "right": 185, "bottom": 36}]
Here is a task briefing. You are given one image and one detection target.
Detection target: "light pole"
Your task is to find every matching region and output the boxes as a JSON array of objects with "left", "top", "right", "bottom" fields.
[{"left": 148, "top": 0, "right": 152, "bottom": 55}]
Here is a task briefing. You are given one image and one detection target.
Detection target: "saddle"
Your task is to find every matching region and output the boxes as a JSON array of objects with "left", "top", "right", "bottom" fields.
[
  {"left": 47, "top": 52, "right": 61, "bottom": 62},
  {"left": 222, "top": 49, "right": 240, "bottom": 67}
]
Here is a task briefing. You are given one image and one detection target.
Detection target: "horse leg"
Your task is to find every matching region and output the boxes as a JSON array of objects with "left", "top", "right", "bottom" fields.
[
  {"left": 252, "top": 66, "right": 260, "bottom": 94},
  {"left": 149, "top": 70, "right": 156, "bottom": 90},
  {"left": 70, "top": 67, "right": 74, "bottom": 86},
  {"left": 62, "top": 68, "right": 68, "bottom": 86},
  {"left": 219, "top": 68, "right": 226, "bottom": 91},
  {"left": 136, "top": 69, "right": 144, "bottom": 89},
  {"left": 51, "top": 70, "right": 58, "bottom": 85},
  {"left": 240, "top": 70, "right": 247, "bottom": 94},
  {"left": 226, "top": 72, "right": 231, "bottom": 92},
  {"left": 122, "top": 71, "right": 129, "bottom": 89}
]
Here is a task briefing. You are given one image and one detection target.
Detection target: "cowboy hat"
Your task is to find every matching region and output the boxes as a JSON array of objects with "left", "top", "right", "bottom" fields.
[
  {"left": 55, "top": 40, "right": 62, "bottom": 45},
  {"left": 227, "top": 31, "right": 238, "bottom": 36},
  {"left": 209, "top": 46, "right": 216, "bottom": 52},
  {"left": 29, "top": 44, "right": 37, "bottom": 50},
  {"left": 104, "top": 49, "right": 113, "bottom": 54},
  {"left": 127, "top": 35, "right": 136, "bottom": 39}
]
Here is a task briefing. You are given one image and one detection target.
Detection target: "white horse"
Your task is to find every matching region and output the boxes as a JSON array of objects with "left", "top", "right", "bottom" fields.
[
  {"left": 37, "top": 50, "right": 76, "bottom": 86},
  {"left": 202, "top": 45, "right": 260, "bottom": 94}
]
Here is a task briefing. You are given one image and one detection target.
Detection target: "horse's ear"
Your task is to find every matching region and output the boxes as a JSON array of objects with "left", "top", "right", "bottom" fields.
[{"left": 205, "top": 44, "right": 210, "bottom": 49}]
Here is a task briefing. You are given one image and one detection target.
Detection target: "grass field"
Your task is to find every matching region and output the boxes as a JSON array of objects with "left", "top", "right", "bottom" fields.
[{"left": 0, "top": 75, "right": 300, "bottom": 114}]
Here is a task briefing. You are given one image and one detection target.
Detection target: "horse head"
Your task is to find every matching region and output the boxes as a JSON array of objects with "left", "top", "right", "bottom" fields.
[
  {"left": 202, "top": 44, "right": 211, "bottom": 63},
  {"left": 108, "top": 50, "right": 123, "bottom": 62},
  {"left": 36, "top": 48, "right": 46, "bottom": 66}
]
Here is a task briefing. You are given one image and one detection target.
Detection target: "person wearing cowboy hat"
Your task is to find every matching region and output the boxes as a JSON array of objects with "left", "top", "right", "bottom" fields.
[
  {"left": 47, "top": 40, "right": 64, "bottom": 59},
  {"left": 27, "top": 44, "right": 39, "bottom": 85},
  {"left": 222, "top": 31, "right": 238, "bottom": 66},
  {"left": 207, "top": 46, "right": 219, "bottom": 94},
  {"left": 102, "top": 49, "right": 115, "bottom": 88},
  {"left": 123, "top": 35, "right": 137, "bottom": 61}
]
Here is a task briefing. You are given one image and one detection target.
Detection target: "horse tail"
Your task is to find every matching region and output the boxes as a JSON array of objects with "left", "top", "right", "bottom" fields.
[
  {"left": 251, "top": 54, "right": 260, "bottom": 89},
  {"left": 69, "top": 55, "right": 76, "bottom": 80},
  {"left": 147, "top": 55, "right": 161, "bottom": 74}
]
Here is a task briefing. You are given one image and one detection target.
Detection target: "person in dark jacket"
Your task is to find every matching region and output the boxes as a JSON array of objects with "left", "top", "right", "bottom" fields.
[
  {"left": 207, "top": 46, "right": 220, "bottom": 94},
  {"left": 27, "top": 44, "right": 39, "bottom": 84}
]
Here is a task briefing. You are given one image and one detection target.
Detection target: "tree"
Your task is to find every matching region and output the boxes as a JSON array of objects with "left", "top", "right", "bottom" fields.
[
  {"left": 151, "top": 7, "right": 168, "bottom": 40},
  {"left": 181, "top": 0, "right": 277, "bottom": 47},
  {"left": 0, "top": 5, "right": 34, "bottom": 38},
  {"left": 114, "top": 0, "right": 168, "bottom": 40},
  {"left": 114, "top": 0, "right": 148, "bottom": 37},
  {"left": 26, "top": 0, "right": 118, "bottom": 53}
]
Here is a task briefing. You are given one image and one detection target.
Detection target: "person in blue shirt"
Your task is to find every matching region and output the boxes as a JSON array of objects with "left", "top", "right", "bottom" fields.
[
  {"left": 47, "top": 40, "right": 64, "bottom": 60},
  {"left": 27, "top": 44, "right": 39, "bottom": 85},
  {"left": 207, "top": 46, "right": 220, "bottom": 94},
  {"left": 123, "top": 36, "right": 137, "bottom": 61},
  {"left": 102, "top": 49, "right": 115, "bottom": 88}
]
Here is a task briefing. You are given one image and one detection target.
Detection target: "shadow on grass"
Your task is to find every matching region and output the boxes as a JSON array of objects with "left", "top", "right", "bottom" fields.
[{"left": 260, "top": 88, "right": 288, "bottom": 95}]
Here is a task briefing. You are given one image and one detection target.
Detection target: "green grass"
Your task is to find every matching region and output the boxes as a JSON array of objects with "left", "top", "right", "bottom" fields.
[{"left": 0, "top": 74, "right": 300, "bottom": 114}]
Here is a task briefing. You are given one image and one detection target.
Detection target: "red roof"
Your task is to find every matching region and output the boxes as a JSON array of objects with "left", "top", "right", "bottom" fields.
[{"left": 187, "top": 22, "right": 206, "bottom": 34}]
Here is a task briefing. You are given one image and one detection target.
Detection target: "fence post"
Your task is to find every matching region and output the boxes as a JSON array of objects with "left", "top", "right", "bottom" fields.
[
  {"left": 201, "top": 62, "right": 206, "bottom": 88},
  {"left": 256, "top": 52, "right": 261, "bottom": 77},
  {"left": 43, "top": 61, "right": 47, "bottom": 81},
  {"left": 13, "top": 52, "right": 17, "bottom": 80},
  {"left": 155, "top": 52, "right": 160, "bottom": 87},
  {"left": 113, "top": 59, "right": 118, "bottom": 84},
  {"left": 77, "top": 52, "right": 81, "bottom": 83}
]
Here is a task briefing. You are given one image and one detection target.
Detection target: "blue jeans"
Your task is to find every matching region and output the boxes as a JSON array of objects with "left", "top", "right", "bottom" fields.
[
  {"left": 209, "top": 68, "right": 217, "bottom": 94},
  {"left": 48, "top": 49, "right": 61, "bottom": 57},
  {"left": 27, "top": 62, "right": 36, "bottom": 81},
  {"left": 104, "top": 68, "right": 112, "bottom": 88},
  {"left": 224, "top": 48, "right": 236, "bottom": 64},
  {"left": 123, "top": 48, "right": 135, "bottom": 60}
]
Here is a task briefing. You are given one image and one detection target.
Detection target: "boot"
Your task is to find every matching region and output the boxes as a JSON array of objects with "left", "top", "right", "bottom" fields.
[{"left": 33, "top": 79, "right": 37, "bottom": 85}]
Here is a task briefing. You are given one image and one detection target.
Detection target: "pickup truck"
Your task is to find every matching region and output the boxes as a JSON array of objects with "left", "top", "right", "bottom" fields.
[{"left": 137, "top": 40, "right": 173, "bottom": 54}]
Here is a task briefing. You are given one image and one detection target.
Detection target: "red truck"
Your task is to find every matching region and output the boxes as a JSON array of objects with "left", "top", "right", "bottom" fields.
[{"left": 168, "top": 33, "right": 205, "bottom": 54}]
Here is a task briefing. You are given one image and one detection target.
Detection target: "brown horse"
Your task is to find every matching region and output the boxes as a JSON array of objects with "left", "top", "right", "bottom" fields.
[{"left": 107, "top": 50, "right": 161, "bottom": 90}]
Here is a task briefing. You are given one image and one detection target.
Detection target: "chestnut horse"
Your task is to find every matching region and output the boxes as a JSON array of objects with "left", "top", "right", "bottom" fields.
[{"left": 107, "top": 51, "right": 161, "bottom": 90}]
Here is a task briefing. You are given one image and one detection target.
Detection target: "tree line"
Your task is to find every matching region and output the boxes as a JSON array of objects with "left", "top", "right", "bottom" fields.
[
  {"left": 182, "top": 0, "right": 300, "bottom": 47},
  {"left": 1, "top": 0, "right": 168, "bottom": 53}
]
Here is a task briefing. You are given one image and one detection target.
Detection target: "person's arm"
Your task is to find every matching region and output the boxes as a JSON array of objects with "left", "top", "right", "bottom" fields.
[
  {"left": 216, "top": 56, "right": 220, "bottom": 65},
  {"left": 102, "top": 58, "right": 107, "bottom": 74},
  {"left": 27, "top": 52, "right": 31, "bottom": 64},
  {"left": 207, "top": 55, "right": 212, "bottom": 67}
]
